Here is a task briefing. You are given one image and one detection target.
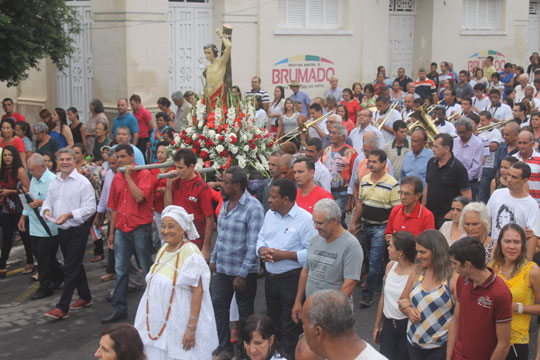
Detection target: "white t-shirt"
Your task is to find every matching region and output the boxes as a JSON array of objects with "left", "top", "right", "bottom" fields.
[
  {"left": 478, "top": 127, "right": 503, "bottom": 168},
  {"left": 487, "top": 188, "right": 540, "bottom": 241},
  {"left": 372, "top": 109, "right": 402, "bottom": 145},
  {"left": 489, "top": 103, "right": 513, "bottom": 121},
  {"left": 355, "top": 343, "right": 388, "bottom": 359},
  {"left": 308, "top": 117, "right": 328, "bottom": 140},
  {"left": 472, "top": 96, "right": 491, "bottom": 111},
  {"left": 445, "top": 103, "right": 462, "bottom": 118},
  {"left": 437, "top": 121, "right": 456, "bottom": 137}
]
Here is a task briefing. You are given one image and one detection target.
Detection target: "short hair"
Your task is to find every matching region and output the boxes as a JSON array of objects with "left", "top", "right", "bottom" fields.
[
  {"left": 313, "top": 198, "right": 341, "bottom": 222},
  {"left": 332, "top": 123, "right": 347, "bottom": 137},
  {"left": 531, "top": 111, "right": 540, "bottom": 119},
  {"left": 129, "top": 94, "right": 141, "bottom": 103},
  {"left": 401, "top": 176, "right": 423, "bottom": 195},
  {"left": 203, "top": 43, "right": 219, "bottom": 57},
  {"left": 115, "top": 143, "right": 134, "bottom": 156},
  {"left": 184, "top": 90, "right": 195, "bottom": 99},
  {"left": 364, "top": 83, "right": 375, "bottom": 94},
  {"left": 0, "top": 118, "right": 15, "bottom": 130},
  {"left": 453, "top": 195, "right": 471, "bottom": 207},
  {"left": 56, "top": 147, "right": 77, "bottom": 161},
  {"left": 307, "top": 137, "right": 323, "bottom": 152},
  {"left": 411, "top": 127, "right": 428, "bottom": 141},
  {"left": 369, "top": 149, "right": 387, "bottom": 163},
  {"left": 418, "top": 67, "right": 426, "bottom": 73},
  {"left": 461, "top": 96, "right": 472, "bottom": 105},
  {"left": 478, "top": 110, "right": 492, "bottom": 120},
  {"left": 416, "top": 230, "right": 452, "bottom": 282},
  {"left": 444, "top": 88, "right": 456, "bottom": 97},
  {"left": 272, "top": 178, "right": 297, "bottom": 202},
  {"left": 434, "top": 133, "right": 454, "bottom": 152},
  {"left": 325, "top": 94, "right": 337, "bottom": 106},
  {"left": 73, "top": 143, "right": 86, "bottom": 155},
  {"left": 90, "top": 99, "right": 105, "bottom": 113},
  {"left": 156, "top": 140, "right": 169, "bottom": 150},
  {"left": 305, "top": 290, "right": 354, "bottom": 337},
  {"left": 101, "top": 323, "right": 145, "bottom": 360},
  {"left": 157, "top": 97, "right": 171, "bottom": 108},
  {"left": 107, "top": 148, "right": 117, "bottom": 159},
  {"left": 155, "top": 111, "right": 168, "bottom": 121},
  {"left": 501, "top": 155, "right": 519, "bottom": 166},
  {"left": 487, "top": 55, "right": 494, "bottom": 62},
  {"left": 489, "top": 88, "right": 501, "bottom": 96},
  {"left": 97, "top": 121, "right": 109, "bottom": 132},
  {"left": 393, "top": 231, "right": 417, "bottom": 263},
  {"left": 515, "top": 102, "right": 528, "bottom": 113},
  {"left": 28, "top": 153, "right": 46, "bottom": 167},
  {"left": 116, "top": 126, "right": 131, "bottom": 135},
  {"left": 293, "top": 156, "right": 315, "bottom": 171},
  {"left": 309, "top": 103, "right": 323, "bottom": 113},
  {"left": 376, "top": 94, "right": 390, "bottom": 104},
  {"left": 454, "top": 117, "right": 473, "bottom": 131},
  {"left": 173, "top": 148, "right": 197, "bottom": 166},
  {"left": 171, "top": 91, "right": 184, "bottom": 101},
  {"left": 363, "top": 135, "right": 379, "bottom": 149},
  {"left": 392, "top": 120, "right": 407, "bottom": 132},
  {"left": 459, "top": 202, "right": 490, "bottom": 233},
  {"left": 511, "top": 161, "right": 531, "bottom": 179},
  {"left": 2, "top": 97, "right": 13, "bottom": 105},
  {"left": 468, "top": 112, "right": 480, "bottom": 124},
  {"left": 449, "top": 237, "right": 488, "bottom": 269},
  {"left": 342, "top": 88, "right": 353, "bottom": 97},
  {"left": 225, "top": 166, "right": 248, "bottom": 191},
  {"left": 473, "top": 83, "right": 486, "bottom": 92},
  {"left": 430, "top": 62, "right": 437, "bottom": 67}
]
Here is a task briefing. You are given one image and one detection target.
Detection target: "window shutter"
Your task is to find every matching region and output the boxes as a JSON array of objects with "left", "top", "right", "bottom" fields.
[
  {"left": 277, "top": 0, "right": 340, "bottom": 29},
  {"left": 307, "top": 0, "right": 324, "bottom": 28},
  {"left": 324, "top": 0, "right": 340, "bottom": 28},
  {"left": 462, "top": 0, "right": 478, "bottom": 29},
  {"left": 462, "top": 0, "right": 499, "bottom": 30},
  {"left": 485, "top": 0, "right": 499, "bottom": 29}
]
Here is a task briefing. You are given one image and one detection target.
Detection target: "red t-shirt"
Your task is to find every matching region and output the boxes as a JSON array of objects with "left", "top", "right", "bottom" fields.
[
  {"left": 453, "top": 270, "right": 513, "bottom": 360},
  {"left": 343, "top": 119, "right": 355, "bottom": 134},
  {"left": 296, "top": 186, "right": 333, "bottom": 213},
  {"left": 342, "top": 99, "right": 360, "bottom": 124},
  {"left": 2, "top": 113, "right": 26, "bottom": 123},
  {"left": 150, "top": 165, "right": 175, "bottom": 214},
  {"left": 108, "top": 169, "right": 154, "bottom": 232},
  {"left": 0, "top": 137, "right": 25, "bottom": 153},
  {"left": 171, "top": 174, "right": 213, "bottom": 248},
  {"left": 384, "top": 202, "right": 435, "bottom": 236},
  {"left": 133, "top": 106, "right": 152, "bottom": 139}
]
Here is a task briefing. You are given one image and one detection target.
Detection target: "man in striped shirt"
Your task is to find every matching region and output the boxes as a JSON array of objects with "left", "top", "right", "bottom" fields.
[
  {"left": 245, "top": 76, "right": 270, "bottom": 111},
  {"left": 350, "top": 149, "right": 400, "bottom": 307}
]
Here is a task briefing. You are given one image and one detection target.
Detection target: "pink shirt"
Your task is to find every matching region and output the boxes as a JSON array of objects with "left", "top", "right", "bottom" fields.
[{"left": 133, "top": 106, "right": 152, "bottom": 139}]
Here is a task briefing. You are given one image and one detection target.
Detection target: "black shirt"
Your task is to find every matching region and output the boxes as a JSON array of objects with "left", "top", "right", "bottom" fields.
[
  {"left": 426, "top": 155, "right": 470, "bottom": 219},
  {"left": 394, "top": 76, "right": 413, "bottom": 92}
]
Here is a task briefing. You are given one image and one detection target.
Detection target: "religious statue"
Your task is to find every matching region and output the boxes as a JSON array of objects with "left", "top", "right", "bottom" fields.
[{"left": 203, "top": 26, "right": 232, "bottom": 106}]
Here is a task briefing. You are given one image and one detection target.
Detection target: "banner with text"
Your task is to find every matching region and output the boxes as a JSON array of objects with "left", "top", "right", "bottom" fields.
[
  {"left": 468, "top": 50, "right": 506, "bottom": 73},
  {"left": 271, "top": 54, "right": 335, "bottom": 90}
]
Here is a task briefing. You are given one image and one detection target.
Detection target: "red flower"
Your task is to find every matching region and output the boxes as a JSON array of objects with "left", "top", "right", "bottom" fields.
[
  {"left": 219, "top": 150, "right": 228, "bottom": 157},
  {"left": 193, "top": 140, "right": 201, "bottom": 149},
  {"left": 185, "top": 137, "right": 192, "bottom": 145},
  {"left": 249, "top": 139, "right": 256, "bottom": 144},
  {"left": 204, "top": 161, "right": 211, "bottom": 168},
  {"left": 206, "top": 139, "right": 216, "bottom": 147},
  {"left": 197, "top": 134, "right": 206, "bottom": 140},
  {"left": 200, "top": 150, "right": 209, "bottom": 160},
  {"left": 181, "top": 129, "right": 187, "bottom": 136},
  {"left": 230, "top": 135, "right": 238, "bottom": 144},
  {"left": 218, "top": 135, "right": 225, "bottom": 142},
  {"left": 269, "top": 141, "right": 274, "bottom": 148},
  {"left": 207, "top": 112, "right": 216, "bottom": 129},
  {"left": 249, "top": 143, "right": 256, "bottom": 150},
  {"left": 255, "top": 134, "right": 262, "bottom": 139}
]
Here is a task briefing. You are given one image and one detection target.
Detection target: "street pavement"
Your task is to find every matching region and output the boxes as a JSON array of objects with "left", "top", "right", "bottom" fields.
[{"left": 1, "top": 239, "right": 539, "bottom": 359}]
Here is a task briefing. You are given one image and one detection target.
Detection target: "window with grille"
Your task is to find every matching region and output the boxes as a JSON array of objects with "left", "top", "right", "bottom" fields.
[
  {"left": 276, "top": 0, "right": 341, "bottom": 29},
  {"left": 462, "top": 0, "right": 501, "bottom": 30},
  {"left": 530, "top": 1, "right": 539, "bottom": 15}
]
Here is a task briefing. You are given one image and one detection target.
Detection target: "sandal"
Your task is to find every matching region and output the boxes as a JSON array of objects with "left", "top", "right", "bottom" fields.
[
  {"left": 22, "top": 264, "right": 35, "bottom": 275},
  {"left": 32, "top": 272, "right": 39, "bottom": 281}
]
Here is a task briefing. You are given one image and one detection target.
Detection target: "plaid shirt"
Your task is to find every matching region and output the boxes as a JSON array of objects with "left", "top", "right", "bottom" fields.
[{"left": 211, "top": 190, "right": 264, "bottom": 277}]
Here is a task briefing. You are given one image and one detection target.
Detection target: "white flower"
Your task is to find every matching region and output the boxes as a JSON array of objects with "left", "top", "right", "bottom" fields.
[
  {"left": 243, "top": 145, "right": 249, "bottom": 152},
  {"left": 230, "top": 145, "right": 238, "bottom": 154},
  {"left": 174, "top": 135, "right": 182, "bottom": 146},
  {"left": 192, "top": 134, "right": 198, "bottom": 140},
  {"left": 215, "top": 145, "right": 224, "bottom": 153},
  {"left": 196, "top": 159, "right": 204, "bottom": 168},
  {"left": 208, "top": 129, "right": 216, "bottom": 138},
  {"left": 240, "top": 134, "right": 247, "bottom": 142},
  {"left": 237, "top": 155, "right": 246, "bottom": 168}
]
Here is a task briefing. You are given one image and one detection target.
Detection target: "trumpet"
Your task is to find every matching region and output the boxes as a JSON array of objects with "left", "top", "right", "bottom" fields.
[
  {"left": 477, "top": 119, "right": 511, "bottom": 133},
  {"left": 426, "top": 100, "right": 443, "bottom": 114},
  {"left": 278, "top": 110, "right": 335, "bottom": 144},
  {"left": 373, "top": 101, "right": 399, "bottom": 130},
  {"left": 447, "top": 110, "right": 463, "bottom": 122}
]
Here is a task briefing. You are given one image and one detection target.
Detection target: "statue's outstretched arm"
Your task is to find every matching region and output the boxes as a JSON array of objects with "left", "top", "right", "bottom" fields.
[{"left": 216, "top": 29, "right": 232, "bottom": 64}]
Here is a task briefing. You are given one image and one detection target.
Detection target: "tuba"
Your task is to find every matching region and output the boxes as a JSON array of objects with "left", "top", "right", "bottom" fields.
[{"left": 407, "top": 105, "right": 440, "bottom": 143}]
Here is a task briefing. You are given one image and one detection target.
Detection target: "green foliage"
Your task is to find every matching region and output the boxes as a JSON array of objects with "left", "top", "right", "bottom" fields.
[{"left": 0, "top": 0, "right": 80, "bottom": 86}]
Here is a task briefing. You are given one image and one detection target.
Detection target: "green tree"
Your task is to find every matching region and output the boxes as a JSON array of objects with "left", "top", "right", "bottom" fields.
[{"left": 0, "top": 0, "right": 80, "bottom": 86}]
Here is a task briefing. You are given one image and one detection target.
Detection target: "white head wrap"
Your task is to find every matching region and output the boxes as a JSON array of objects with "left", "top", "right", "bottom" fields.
[{"left": 161, "top": 205, "right": 200, "bottom": 240}]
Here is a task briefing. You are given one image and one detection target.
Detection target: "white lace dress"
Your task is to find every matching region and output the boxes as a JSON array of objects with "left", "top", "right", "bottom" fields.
[{"left": 134, "top": 243, "right": 218, "bottom": 360}]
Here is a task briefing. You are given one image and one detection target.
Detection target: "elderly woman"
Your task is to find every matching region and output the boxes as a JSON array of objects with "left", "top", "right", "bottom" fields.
[
  {"left": 87, "top": 99, "right": 109, "bottom": 155},
  {"left": 33, "top": 122, "right": 60, "bottom": 156},
  {"left": 134, "top": 205, "right": 218, "bottom": 360},
  {"left": 439, "top": 196, "right": 470, "bottom": 246},
  {"left": 459, "top": 202, "right": 496, "bottom": 264},
  {"left": 492, "top": 224, "right": 540, "bottom": 360}
]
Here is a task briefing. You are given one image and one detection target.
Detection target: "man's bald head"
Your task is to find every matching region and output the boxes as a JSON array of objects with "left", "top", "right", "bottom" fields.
[{"left": 278, "top": 153, "right": 295, "bottom": 180}]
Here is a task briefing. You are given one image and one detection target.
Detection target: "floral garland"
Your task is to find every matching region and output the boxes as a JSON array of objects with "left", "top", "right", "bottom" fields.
[{"left": 167, "top": 94, "right": 278, "bottom": 174}]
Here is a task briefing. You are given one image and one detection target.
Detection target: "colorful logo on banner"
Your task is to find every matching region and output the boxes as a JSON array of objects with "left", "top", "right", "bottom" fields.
[
  {"left": 467, "top": 50, "right": 506, "bottom": 72},
  {"left": 271, "top": 55, "right": 335, "bottom": 89}
]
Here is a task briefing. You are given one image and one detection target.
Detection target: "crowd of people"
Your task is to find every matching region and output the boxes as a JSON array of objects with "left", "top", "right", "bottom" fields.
[{"left": 3, "top": 54, "right": 540, "bottom": 360}]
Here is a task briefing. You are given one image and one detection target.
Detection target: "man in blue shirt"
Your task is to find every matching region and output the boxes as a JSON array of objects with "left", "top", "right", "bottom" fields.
[
  {"left": 399, "top": 128, "right": 433, "bottom": 185},
  {"left": 499, "top": 63, "right": 515, "bottom": 99},
  {"left": 112, "top": 98, "right": 139, "bottom": 144},
  {"left": 289, "top": 80, "right": 311, "bottom": 117},
  {"left": 19, "top": 154, "right": 62, "bottom": 300},
  {"left": 111, "top": 126, "right": 145, "bottom": 165},
  {"left": 257, "top": 178, "right": 317, "bottom": 359},
  {"left": 210, "top": 166, "right": 265, "bottom": 348}
]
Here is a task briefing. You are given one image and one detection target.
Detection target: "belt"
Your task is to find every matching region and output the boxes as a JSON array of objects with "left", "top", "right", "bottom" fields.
[{"left": 266, "top": 268, "right": 302, "bottom": 279}]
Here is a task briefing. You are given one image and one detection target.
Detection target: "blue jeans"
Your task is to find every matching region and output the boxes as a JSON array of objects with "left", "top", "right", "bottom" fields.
[
  {"left": 478, "top": 167, "right": 495, "bottom": 204},
  {"left": 361, "top": 224, "right": 386, "bottom": 298},
  {"left": 111, "top": 223, "right": 153, "bottom": 314},
  {"left": 331, "top": 189, "right": 348, "bottom": 228},
  {"left": 407, "top": 343, "right": 446, "bottom": 360}
]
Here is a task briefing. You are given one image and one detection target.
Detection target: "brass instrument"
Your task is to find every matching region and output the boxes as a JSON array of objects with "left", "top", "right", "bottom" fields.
[
  {"left": 373, "top": 101, "right": 399, "bottom": 130},
  {"left": 426, "top": 100, "right": 443, "bottom": 114},
  {"left": 278, "top": 110, "right": 335, "bottom": 144},
  {"left": 477, "top": 119, "right": 512, "bottom": 133},
  {"left": 447, "top": 109, "right": 463, "bottom": 122},
  {"left": 406, "top": 105, "right": 440, "bottom": 143}
]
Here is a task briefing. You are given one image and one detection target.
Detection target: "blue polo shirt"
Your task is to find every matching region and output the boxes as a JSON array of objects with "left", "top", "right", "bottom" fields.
[
  {"left": 23, "top": 169, "right": 59, "bottom": 237},
  {"left": 112, "top": 112, "right": 139, "bottom": 141}
]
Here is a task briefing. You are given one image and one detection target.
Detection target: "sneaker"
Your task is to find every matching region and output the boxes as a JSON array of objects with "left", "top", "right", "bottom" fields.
[
  {"left": 359, "top": 296, "right": 373, "bottom": 308},
  {"left": 70, "top": 299, "right": 93, "bottom": 310},
  {"left": 45, "top": 308, "right": 69, "bottom": 320}
]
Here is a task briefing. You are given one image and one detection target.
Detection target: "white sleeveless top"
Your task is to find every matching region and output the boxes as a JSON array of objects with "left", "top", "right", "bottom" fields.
[
  {"left": 282, "top": 112, "right": 299, "bottom": 134},
  {"left": 383, "top": 262, "right": 409, "bottom": 320}
]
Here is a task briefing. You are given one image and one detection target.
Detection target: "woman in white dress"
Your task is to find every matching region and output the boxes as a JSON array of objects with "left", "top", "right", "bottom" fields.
[{"left": 134, "top": 205, "right": 218, "bottom": 360}]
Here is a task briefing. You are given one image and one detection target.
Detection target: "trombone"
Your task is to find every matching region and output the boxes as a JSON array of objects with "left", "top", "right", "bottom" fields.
[
  {"left": 477, "top": 118, "right": 511, "bottom": 133},
  {"left": 372, "top": 101, "right": 399, "bottom": 130},
  {"left": 278, "top": 110, "right": 335, "bottom": 144}
]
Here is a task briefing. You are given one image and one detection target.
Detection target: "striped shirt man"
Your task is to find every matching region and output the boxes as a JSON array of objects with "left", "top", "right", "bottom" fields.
[{"left": 358, "top": 172, "right": 400, "bottom": 225}]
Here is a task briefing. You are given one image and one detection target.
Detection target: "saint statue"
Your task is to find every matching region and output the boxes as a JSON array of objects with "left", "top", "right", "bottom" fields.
[{"left": 203, "top": 26, "right": 232, "bottom": 106}]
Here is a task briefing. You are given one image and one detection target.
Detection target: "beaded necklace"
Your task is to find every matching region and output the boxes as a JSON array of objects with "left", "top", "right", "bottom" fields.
[{"left": 146, "top": 242, "right": 185, "bottom": 340}]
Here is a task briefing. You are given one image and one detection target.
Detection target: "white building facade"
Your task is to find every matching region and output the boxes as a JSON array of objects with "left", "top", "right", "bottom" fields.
[{"left": 0, "top": 0, "right": 537, "bottom": 122}]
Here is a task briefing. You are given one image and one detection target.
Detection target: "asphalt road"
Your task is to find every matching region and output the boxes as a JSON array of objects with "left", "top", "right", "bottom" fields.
[{"left": 0, "top": 239, "right": 539, "bottom": 359}]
